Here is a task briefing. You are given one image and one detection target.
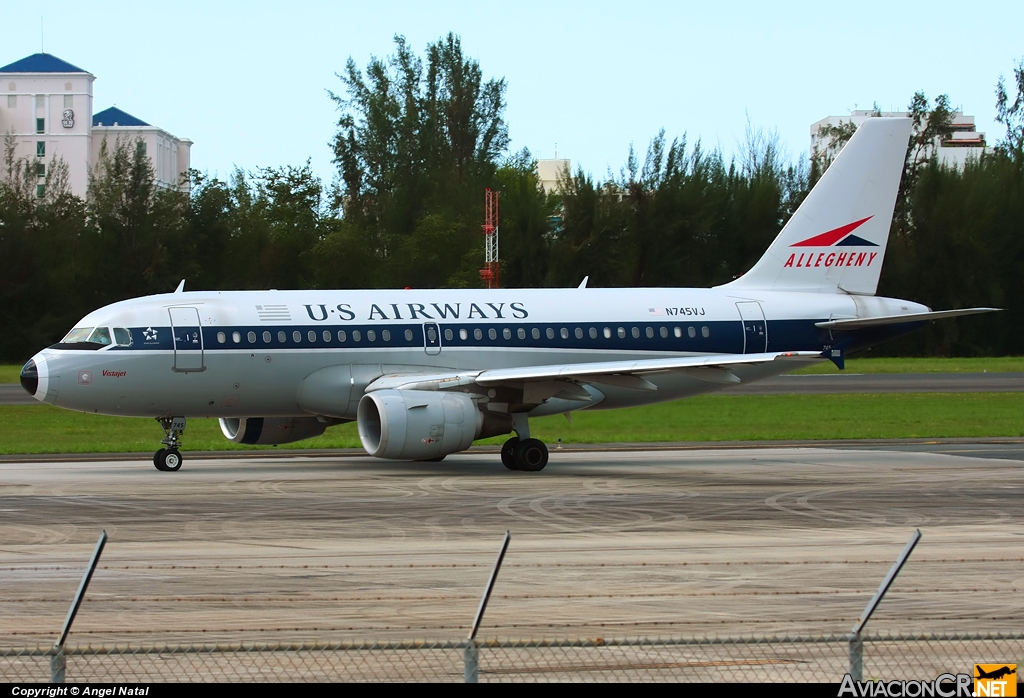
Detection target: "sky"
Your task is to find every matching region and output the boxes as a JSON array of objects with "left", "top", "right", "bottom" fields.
[{"left": 6, "top": 0, "right": 1023, "bottom": 187}]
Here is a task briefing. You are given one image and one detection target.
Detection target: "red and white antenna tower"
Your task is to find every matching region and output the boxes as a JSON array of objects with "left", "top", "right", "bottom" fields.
[{"left": 480, "top": 188, "right": 499, "bottom": 288}]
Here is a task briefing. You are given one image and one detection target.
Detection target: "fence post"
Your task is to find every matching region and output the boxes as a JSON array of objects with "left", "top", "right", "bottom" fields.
[
  {"left": 848, "top": 529, "right": 921, "bottom": 680},
  {"left": 49, "top": 646, "right": 65, "bottom": 683},
  {"left": 52, "top": 530, "right": 107, "bottom": 683},
  {"left": 464, "top": 531, "right": 511, "bottom": 683},
  {"left": 848, "top": 631, "right": 863, "bottom": 681},
  {"left": 464, "top": 640, "right": 479, "bottom": 683}
]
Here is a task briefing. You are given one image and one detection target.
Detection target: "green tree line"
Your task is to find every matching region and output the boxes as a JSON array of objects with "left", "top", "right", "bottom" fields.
[{"left": 1, "top": 36, "right": 1022, "bottom": 363}]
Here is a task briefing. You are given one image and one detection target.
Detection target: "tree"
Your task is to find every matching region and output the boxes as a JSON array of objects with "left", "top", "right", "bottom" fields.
[{"left": 328, "top": 33, "right": 515, "bottom": 289}]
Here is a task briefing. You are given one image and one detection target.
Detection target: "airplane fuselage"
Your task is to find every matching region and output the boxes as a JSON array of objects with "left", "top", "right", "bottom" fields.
[{"left": 27, "top": 286, "right": 928, "bottom": 420}]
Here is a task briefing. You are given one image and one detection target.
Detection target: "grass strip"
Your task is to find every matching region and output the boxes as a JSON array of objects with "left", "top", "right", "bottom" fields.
[{"left": 2, "top": 393, "right": 1023, "bottom": 455}]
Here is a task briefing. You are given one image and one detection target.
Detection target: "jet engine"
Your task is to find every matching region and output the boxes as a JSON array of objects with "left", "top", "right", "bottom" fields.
[
  {"left": 219, "top": 417, "right": 329, "bottom": 445},
  {"left": 357, "top": 390, "right": 511, "bottom": 460}
]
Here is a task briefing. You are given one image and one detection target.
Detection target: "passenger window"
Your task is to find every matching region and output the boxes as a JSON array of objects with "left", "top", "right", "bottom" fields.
[
  {"left": 560, "top": 328, "right": 569, "bottom": 339},
  {"left": 660, "top": 327, "right": 668, "bottom": 338},
  {"left": 531, "top": 328, "right": 540, "bottom": 340},
  {"left": 217, "top": 332, "right": 226, "bottom": 344},
  {"left": 88, "top": 327, "right": 112, "bottom": 345},
  {"left": 631, "top": 327, "right": 640, "bottom": 339},
  {"left": 687, "top": 326, "right": 696, "bottom": 338},
  {"left": 113, "top": 328, "right": 132, "bottom": 346},
  {"left": 338, "top": 330, "right": 347, "bottom": 342},
  {"left": 233, "top": 332, "right": 242, "bottom": 343},
  {"left": 382, "top": 329, "right": 391, "bottom": 341},
  {"left": 488, "top": 328, "right": 497, "bottom": 340},
  {"left": 278, "top": 331, "right": 287, "bottom": 342},
  {"left": 589, "top": 327, "right": 597, "bottom": 339},
  {"left": 405, "top": 329, "right": 414, "bottom": 341},
  {"left": 323, "top": 330, "right": 331, "bottom": 342},
  {"left": 306, "top": 330, "right": 315, "bottom": 342},
  {"left": 702, "top": 326, "right": 710, "bottom": 338},
  {"left": 293, "top": 331, "right": 302, "bottom": 343},
  {"left": 474, "top": 328, "right": 483, "bottom": 340},
  {"left": 546, "top": 328, "right": 555, "bottom": 340},
  {"left": 352, "top": 330, "right": 361, "bottom": 342},
  {"left": 604, "top": 327, "right": 612, "bottom": 339},
  {"left": 575, "top": 327, "right": 583, "bottom": 339},
  {"left": 444, "top": 329, "right": 453, "bottom": 341},
  {"left": 263, "top": 331, "right": 271, "bottom": 343},
  {"left": 367, "top": 329, "right": 376, "bottom": 341},
  {"left": 248, "top": 331, "right": 257, "bottom": 343},
  {"left": 503, "top": 328, "right": 511, "bottom": 340},
  {"left": 460, "top": 328, "right": 468, "bottom": 340},
  {"left": 645, "top": 327, "right": 654, "bottom": 338},
  {"left": 674, "top": 327, "right": 682, "bottom": 338},
  {"left": 518, "top": 328, "right": 526, "bottom": 340},
  {"left": 617, "top": 327, "right": 625, "bottom": 339}
]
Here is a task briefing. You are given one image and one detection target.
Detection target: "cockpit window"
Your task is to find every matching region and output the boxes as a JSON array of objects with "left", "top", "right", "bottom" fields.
[
  {"left": 88, "top": 327, "right": 113, "bottom": 345},
  {"left": 113, "top": 328, "right": 133, "bottom": 347},
  {"left": 62, "top": 327, "right": 95, "bottom": 343}
]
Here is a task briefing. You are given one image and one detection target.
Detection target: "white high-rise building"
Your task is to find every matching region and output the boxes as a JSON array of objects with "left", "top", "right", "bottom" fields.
[
  {"left": 811, "top": 110, "right": 986, "bottom": 168},
  {"left": 0, "top": 53, "right": 192, "bottom": 198}
]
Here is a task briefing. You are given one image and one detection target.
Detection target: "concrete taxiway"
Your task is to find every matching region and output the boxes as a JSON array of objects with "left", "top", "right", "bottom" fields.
[{"left": 1, "top": 444, "right": 1021, "bottom": 647}]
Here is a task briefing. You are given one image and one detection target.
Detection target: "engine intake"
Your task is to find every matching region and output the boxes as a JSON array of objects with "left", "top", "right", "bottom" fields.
[
  {"left": 357, "top": 390, "right": 509, "bottom": 460},
  {"left": 219, "top": 417, "right": 329, "bottom": 445}
]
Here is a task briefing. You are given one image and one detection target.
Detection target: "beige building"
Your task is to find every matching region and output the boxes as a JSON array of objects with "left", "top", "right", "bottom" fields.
[
  {"left": 0, "top": 53, "right": 192, "bottom": 198},
  {"left": 811, "top": 110, "right": 986, "bottom": 168},
  {"left": 536, "top": 158, "right": 570, "bottom": 194}
]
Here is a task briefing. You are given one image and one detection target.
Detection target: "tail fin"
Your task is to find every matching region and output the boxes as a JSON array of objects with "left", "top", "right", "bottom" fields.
[{"left": 723, "top": 117, "right": 912, "bottom": 295}]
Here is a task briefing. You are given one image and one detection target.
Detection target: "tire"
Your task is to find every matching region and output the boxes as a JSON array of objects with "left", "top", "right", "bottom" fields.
[
  {"left": 153, "top": 448, "right": 167, "bottom": 470},
  {"left": 158, "top": 448, "right": 183, "bottom": 472},
  {"left": 514, "top": 438, "right": 548, "bottom": 472},
  {"left": 501, "top": 437, "right": 520, "bottom": 470}
]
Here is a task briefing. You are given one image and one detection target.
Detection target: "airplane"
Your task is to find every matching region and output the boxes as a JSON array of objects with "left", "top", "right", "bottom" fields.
[
  {"left": 975, "top": 666, "right": 1016, "bottom": 681},
  {"left": 18, "top": 117, "right": 997, "bottom": 472}
]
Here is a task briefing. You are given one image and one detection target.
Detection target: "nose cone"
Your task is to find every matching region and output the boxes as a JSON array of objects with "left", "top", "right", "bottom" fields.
[{"left": 20, "top": 359, "right": 38, "bottom": 396}]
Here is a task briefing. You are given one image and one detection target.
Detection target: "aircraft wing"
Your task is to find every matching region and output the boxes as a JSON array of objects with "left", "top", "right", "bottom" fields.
[
  {"left": 815, "top": 308, "right": 999, "bottom": 330},
  {"left": 365, "top": 351, "right": 823, "bottom": 395}
]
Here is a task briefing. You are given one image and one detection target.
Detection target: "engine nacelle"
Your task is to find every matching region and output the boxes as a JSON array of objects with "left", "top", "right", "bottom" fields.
[
  {"left": 219, "top": 417, "right": 329, "bottom": 445},
  {"left": 357, "top": 389, "right": 510, "bottom": 460}
]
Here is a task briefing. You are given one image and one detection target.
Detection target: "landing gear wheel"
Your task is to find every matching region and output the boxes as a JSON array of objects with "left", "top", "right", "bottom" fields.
[
  {"left": 501, "top": 437, "right": 520, "bottom": 470},
  {"left": 514, "top": 438, "right": 548, "bottom": 472},
  {"left": 156, "top": 448, "right": 182, "bottom": 472}
]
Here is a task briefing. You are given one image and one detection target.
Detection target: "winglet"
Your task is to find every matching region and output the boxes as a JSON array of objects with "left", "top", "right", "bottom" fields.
[
  {"left": 173, "top": 279, "right": 185, "bottom": 294},
  {"left": 578, "top": 276, "right": 589, "bottom": 289}
]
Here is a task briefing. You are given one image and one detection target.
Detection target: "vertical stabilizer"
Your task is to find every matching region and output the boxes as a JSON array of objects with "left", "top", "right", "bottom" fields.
[{"left": 723, "top": 117, "right": 912, "bottom": 295}]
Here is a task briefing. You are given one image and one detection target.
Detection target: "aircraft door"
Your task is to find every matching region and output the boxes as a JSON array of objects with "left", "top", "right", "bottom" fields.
[
  {"left": 736, "top": 302, "right": 767, "bottom": 354},
  {"left": 423, "top": 322, "right": 442, "bottom": 355},
  {"left": 169, "top": 307, "right": 205, "bottom": 372}
]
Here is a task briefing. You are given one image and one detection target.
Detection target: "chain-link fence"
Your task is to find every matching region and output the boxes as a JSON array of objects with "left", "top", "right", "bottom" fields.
[{"left": 2, "top": 633, "right": 1021, "bottom": 682}]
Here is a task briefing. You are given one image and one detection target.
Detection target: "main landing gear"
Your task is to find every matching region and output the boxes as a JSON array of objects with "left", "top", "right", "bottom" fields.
[
  {"left": 154, "top": 416, "right": 186, "bottom": 472},
  {"left": 501, "top": 437, "right": 549, "bottom": 471}
]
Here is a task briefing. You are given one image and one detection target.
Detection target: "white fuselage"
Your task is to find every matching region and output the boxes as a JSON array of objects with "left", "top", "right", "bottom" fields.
[{"left": 27, "top": 286, "right": 927, "bottom": 420}]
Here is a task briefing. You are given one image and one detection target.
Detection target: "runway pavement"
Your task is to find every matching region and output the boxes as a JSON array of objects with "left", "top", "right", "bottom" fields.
[
  {"left": 1, "top": 444, "right": 1021, "bottom": 647},
  {"left": 4, "top": 372, "right": 1024, "bottom": 406}
]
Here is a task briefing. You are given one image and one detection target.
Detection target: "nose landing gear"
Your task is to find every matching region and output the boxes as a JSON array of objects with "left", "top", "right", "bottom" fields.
[{"left": 154, "top": 416, "right": 186, "bottom": 471}]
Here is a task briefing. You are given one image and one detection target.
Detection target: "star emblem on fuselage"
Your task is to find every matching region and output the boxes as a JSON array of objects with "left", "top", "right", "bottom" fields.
[{"left": 143, "top": 327, "right": 158, "bottom": 341}]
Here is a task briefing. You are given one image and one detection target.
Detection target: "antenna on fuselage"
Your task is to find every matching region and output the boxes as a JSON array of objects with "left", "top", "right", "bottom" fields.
[{"left": 173, "top": 279, "right": 185, "bottom": 293}]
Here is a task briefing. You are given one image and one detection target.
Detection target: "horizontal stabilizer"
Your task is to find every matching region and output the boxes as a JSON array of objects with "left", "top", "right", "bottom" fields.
[{"left": 815, "top": 307, "right": 1000, "bottom": 330}]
